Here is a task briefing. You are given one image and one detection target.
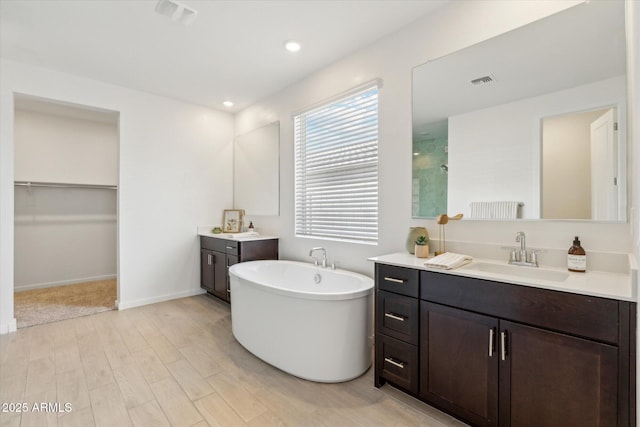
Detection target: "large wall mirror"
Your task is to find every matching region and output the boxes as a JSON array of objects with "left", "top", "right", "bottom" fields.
[
  {"left": 412, "top": 0, "right": 627, "bottom": 221},
  {"left": 234, "top": 121, "right": 280, "bottom": 216}
]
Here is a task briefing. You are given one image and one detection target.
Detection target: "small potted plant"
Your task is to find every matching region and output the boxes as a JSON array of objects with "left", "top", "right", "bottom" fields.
[{"left": 414, "top": 235, "right": 430, "bottom": 258}]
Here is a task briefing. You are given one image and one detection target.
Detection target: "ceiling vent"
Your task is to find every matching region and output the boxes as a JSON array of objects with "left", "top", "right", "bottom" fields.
[
  {"left": 470, "top": 75, "right": 495, "bottom": 86},
  {"left": 155, "top": 0, "right": 198, "bottom": 26}
]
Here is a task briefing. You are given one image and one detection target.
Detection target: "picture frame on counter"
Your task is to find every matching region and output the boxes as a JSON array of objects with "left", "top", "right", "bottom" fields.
[{"left": 223, "top": 209, "right": 244, "bottom": 233}]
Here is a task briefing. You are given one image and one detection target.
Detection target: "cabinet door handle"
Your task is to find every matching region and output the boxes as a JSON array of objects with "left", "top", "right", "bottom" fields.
[
  {"left": 489, "top": 328, "right": 495, "bottom": 357},
  {"left": 383, "top": 277, "right": 406, "bottom": 284},
  {"left": 208, "top": 254, "right": 212, "bottom": 265},
  {"left": 384, "top": 357, "right": 405, "bottom": 369},
  {"left": 501, "top": 330, "right": 508, "bottom": 361},
  {"left": 384, "top": 312, "right": 405, "bottom": 322}
]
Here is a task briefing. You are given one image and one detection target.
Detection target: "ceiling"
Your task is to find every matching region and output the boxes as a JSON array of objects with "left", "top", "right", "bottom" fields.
[
  {"left": 412, "top": 0, "right": 626, "bottom": 138},
  {"left": 1, "top": 0, "right": 448, "bottom": 113}
]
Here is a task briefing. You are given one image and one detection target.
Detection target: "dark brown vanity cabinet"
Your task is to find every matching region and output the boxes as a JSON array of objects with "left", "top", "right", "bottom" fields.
[
  {"left": 420, "top": 302, "right": 499, "bottom": 427},
  {"left": 374, "top": 264, "right": 636, "bottom": 427},
  {"left": 200, "top": 236, "right": 278, "bottom": 302},
  {"left": 499, "top": 320, "right": 618, "bottom": 427},
  {"left": 200, "top": 249, "right": 216, "bottom": 294},
  {"left": 374, "top": 264, "right": 420, "bottom": 394}
]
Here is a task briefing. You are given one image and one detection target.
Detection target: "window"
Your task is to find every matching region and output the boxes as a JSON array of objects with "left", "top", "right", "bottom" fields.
[{"left": 294, "top": 84, "right": 379, "bottom": 244}]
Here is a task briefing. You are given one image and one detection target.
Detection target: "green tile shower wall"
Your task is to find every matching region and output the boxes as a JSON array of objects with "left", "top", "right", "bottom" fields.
[{"left": 412, "top": 135, "right": 448, "bottom": 218}]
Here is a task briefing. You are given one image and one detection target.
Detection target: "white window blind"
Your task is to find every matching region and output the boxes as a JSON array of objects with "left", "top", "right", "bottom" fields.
[{"left": 294, "top": 85, "right": 379, "bottom": 244}]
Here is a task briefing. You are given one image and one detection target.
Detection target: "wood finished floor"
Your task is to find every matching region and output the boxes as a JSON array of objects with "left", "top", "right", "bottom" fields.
[{"left": 0, "top": 294, "right": 468, "bottom": 427}]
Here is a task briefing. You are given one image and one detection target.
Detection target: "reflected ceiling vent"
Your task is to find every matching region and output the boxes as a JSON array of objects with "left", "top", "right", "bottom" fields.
[
  {"left": 470, "top": 75, "right": 495, "bottom": 86},
  {"left": 155, "top": 0, "right": 199, "bottom": 26}
]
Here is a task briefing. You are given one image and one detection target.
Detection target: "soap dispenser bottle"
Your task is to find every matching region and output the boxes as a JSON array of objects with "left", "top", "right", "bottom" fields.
[{"left": 567, "top": 236, "right": 586, "bottom": 272}]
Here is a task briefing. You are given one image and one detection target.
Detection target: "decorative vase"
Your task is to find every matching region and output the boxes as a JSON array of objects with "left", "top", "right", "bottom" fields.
[
  {"left": 406, "top": 227, "right": 428, "bottom": 254},
  {"left": 415, "top": 244, "right": 430, "bottom": 258}
]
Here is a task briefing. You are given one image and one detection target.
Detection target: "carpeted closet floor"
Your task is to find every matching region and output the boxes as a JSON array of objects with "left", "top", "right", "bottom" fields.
[{"left": 14, "top": 279, "right": 117, "bottom": 328}]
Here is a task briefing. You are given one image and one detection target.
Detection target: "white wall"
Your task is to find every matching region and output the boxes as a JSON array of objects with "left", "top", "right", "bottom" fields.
[
  {"left": 236, "top": 0, "right": 637, "bottom": 277},
  {"left": 0, "top": 59, "right": 234, "bottom": 333},
  {"left": 629, "top": 1, "right": 640, "bottom": 264},
  {"left": 626, "top": 2, "right": 640, "bottom": 424},
  {"left": 448, "top": 76, "right": 625, "bottom": 219},
  {"left": 14, "top": 109, "right": 118, "bottom": 185}
]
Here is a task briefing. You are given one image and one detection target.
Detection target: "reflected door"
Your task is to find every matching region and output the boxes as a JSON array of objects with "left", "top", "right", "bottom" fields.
[{"left": 590, "top": 108, "right": 617, "bottom": 220}]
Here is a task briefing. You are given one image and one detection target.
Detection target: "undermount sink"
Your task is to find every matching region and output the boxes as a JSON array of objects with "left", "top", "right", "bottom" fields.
[{"left": 462, "top": 262, "right": 570, "bottom": 282}]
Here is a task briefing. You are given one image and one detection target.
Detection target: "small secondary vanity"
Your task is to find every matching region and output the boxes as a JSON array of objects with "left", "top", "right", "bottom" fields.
[
  {"left": 198, "top": 229, "right": 278, "bottom": 302},
  {"left": 371, "top": 253, "right": 636, "bottom": 427}
]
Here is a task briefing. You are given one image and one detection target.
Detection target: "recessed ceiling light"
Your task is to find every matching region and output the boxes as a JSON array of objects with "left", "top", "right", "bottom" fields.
[
  {"left": 223, "top": 101, "right": 234, "bottom": 107},
  {"left": 284, "top": 41, "right": 301, "bottom": 53}
]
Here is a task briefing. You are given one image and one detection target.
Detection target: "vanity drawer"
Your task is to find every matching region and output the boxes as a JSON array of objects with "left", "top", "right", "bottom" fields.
[
  {"left": 200, "top": 236, "right": 227, "bottom": 252},
  {"left": 376, "top": 334, "right": 418, "bottom": 394},
  {"left": 376, "top": 290, "right": 419, "bottom": 345},
  {"left": 376, "top": 264, "right": 419, "bottom": 298},
  {"left": 201, "top": 236, "right": 239, "bottom": 255},
  {"left": 420, "top": 271, "right": 620, "bottom": 344},
  {"left": 224, "top": 241, "right": 239, "bottom": 256}
]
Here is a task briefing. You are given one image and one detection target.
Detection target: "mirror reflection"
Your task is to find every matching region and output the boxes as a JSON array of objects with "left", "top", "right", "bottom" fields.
[
  {"left": 234, "top": 121, "right": 280, "bottom": 216},
  {"left": 412, "top": 0, "right": 626, "bottom": 221},
  {"left": 542, "top": 107, "right": 621, "bottom": 220}
]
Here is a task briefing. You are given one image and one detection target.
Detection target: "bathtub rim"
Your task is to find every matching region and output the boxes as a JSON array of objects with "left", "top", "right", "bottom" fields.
[{"left": 229, "top": 259, "right": 373, "bottom": 301}]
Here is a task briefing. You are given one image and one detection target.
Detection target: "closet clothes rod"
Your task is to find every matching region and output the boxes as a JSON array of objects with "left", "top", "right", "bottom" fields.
[{"left": 14, "top": 181, "right": 117, "bottom": 190}]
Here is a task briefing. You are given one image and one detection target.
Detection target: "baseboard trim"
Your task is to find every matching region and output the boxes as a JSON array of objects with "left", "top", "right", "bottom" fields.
[
  {"left": 14, "top": 275, "right": 117, "bottom": 292},
  {"left": 0, "top": 318, "right": 17, "bottom": 335},
  {"left": 117, "top": 288, "right": 206, "bottom": 310}
]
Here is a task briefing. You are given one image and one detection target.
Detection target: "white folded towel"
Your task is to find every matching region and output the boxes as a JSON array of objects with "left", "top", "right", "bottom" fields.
[
  {"left": 424, "top": 252, "right": 473, "bottom": 270},
  {"left": 470, "top": 201, "right": 521, "bottom": 219}
]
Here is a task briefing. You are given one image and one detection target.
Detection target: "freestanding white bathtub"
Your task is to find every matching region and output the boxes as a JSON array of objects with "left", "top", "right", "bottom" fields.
[{"left": 229, "top": 260, "right": 374, "bottom": 383}]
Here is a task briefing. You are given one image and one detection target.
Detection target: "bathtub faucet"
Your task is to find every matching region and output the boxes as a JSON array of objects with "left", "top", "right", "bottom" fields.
[{"left": 309, "top": 247, "right": 327, "bottom": 268}]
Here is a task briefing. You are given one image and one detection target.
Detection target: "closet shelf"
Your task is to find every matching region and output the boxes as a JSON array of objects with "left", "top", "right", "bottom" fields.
[{"left": 14, "top": 181, "right": 117, "bottom": 190}]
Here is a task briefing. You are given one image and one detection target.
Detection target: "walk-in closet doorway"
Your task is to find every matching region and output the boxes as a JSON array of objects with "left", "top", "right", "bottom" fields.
[{"left": 13, "top": 95, "right": 119, "bottom": 328}]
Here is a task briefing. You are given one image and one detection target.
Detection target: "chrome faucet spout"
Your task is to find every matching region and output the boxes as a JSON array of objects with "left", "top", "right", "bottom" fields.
[
  {"left": 509, "top": 232, "right": 539, "bottom": 267},
  {"left": 515, "top": 231, "right": 527, "bottom": 262},
  {"left": 516, "top": 231, "right": 526, "bottom": 251}
]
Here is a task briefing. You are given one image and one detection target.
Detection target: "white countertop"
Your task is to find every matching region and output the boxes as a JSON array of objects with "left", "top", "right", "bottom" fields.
[
  {"left": 369, "top": 252, "right": 637, "bottom": 302},
  {"left": 198, "top": 226, "right": 278, "bottom": 242}
]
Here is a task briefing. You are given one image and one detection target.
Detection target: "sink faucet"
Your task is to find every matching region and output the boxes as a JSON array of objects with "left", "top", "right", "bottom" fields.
[
  {"left": 508, "top": 232, "right": 539, "bottom": 267},
  {"left": 309, "top": 247, "right": 327, "bottom": 268},
  {"left": 516, "top": 231, "right": 527, "bottom": 263}
]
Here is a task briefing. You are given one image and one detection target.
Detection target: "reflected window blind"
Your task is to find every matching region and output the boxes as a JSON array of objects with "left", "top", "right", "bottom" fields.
[{"left": 294, "top": 85, "right": 379, "bottom": 244}]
